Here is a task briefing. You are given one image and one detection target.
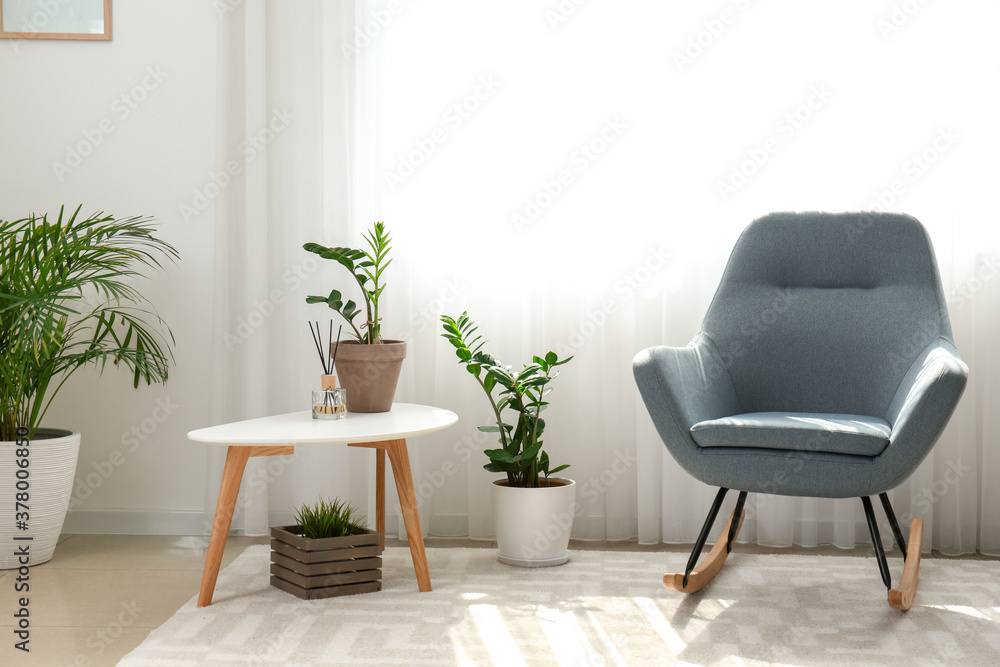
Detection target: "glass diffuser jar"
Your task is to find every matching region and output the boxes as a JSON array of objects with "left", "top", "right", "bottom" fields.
[{"left": 312, "top": 374, "right": 347, "bottom": 420}]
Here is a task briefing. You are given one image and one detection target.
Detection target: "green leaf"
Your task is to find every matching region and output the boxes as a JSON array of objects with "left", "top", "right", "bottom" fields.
[
  {"left": 488, "top": 366, "right": 514, "bottom": 386},
  {"left": 472, "top": 351, "right": 495, "bottom": 366},
  {"left": 342, "top": 301, "right": 361, "bottom": 320},
  {"left": 514, "top": 441, "right": 542, "bottom": 462},
  {"left": 539, "top": 450, "right": 550, "bottom": 474},
  {"left": 303, "top": 242, "right": 330, "bottom": 255},
  {"left": 545, "top": 351, "right": 558, "bottom": 365},
  {"left": 484, "top": 448, "right": 514, "bottom": 463},
  {"left": 478, "top": 425, "right": 501, "bottom": 432},
  {"left": 516, "top": 364, "right": 542, "bottom": 383}
]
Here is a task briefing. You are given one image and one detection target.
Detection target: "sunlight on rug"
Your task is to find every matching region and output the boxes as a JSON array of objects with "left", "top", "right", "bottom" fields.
[{"left": 118, "top": 546, "right": 1000, "bottom": 666}]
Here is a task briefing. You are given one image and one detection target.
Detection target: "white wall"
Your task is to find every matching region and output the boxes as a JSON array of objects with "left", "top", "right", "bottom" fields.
[{"left": 0, "top": 0, "right": 218, "bottom": 533}]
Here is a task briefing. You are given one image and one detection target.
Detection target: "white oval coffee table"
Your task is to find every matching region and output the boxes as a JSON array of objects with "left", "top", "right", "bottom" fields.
[{"left": 189, "top": 403, "right": 458, "bottom": 606}]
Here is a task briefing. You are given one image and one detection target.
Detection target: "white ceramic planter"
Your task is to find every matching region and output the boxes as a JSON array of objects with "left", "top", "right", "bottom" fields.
[
  {"left": 0, "top": 429, "right": 80, "bottom": 569},
  {"left": 492, "top": 477, "right": 576, "bottom": 567}
]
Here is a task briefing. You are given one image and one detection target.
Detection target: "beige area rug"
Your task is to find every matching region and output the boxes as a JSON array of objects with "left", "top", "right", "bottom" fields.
[{"left": 117, "top": 545, "right": 1000, "bottom": 666}]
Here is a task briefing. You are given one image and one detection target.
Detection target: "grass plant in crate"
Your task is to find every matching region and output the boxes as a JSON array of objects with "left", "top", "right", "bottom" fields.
[{"left": 270, "top": 498, "right": 384, "bottom": 599}]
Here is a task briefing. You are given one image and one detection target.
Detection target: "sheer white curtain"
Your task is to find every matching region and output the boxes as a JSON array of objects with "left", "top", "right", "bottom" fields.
[
  {"left": 369, "top": 0, "right": 1000, "bottom": 554},
  {"left": 205, "top": 0, "right": 383, "bottom": 537},
  {"left": 207, "top": 0, "right": 1000, "bottom": 555}
]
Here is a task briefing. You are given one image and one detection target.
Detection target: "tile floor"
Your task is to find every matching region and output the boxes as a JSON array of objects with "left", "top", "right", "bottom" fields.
[
  {"left": 0, "top": 534, "right": 989, "bottom": 666},
  {"left": 0, "top": 533, "right": 273, "bottom": 667}
]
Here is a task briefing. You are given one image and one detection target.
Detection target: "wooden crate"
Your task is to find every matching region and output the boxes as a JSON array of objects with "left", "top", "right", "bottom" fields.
[{"left": 269, "top": 525, "right": 382, "bottom": 599}]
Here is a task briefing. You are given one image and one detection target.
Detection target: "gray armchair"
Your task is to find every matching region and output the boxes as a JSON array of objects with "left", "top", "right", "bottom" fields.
[{"left": 633, "top": 212, "right": 968, "bottom": 609}]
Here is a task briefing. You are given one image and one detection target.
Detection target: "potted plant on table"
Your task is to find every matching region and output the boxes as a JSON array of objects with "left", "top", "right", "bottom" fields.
[
  {"left": 441, "top": 312, "right": 575, "bottom": 567},
  {"left": 0, "top": 206, "right": 177, "bottom": 569},
  {"left": 270, "top": 497, "right": 383, "bottom": 599},
  {"left": 304, "top": 222, "right": 405, "bottom": 413}
]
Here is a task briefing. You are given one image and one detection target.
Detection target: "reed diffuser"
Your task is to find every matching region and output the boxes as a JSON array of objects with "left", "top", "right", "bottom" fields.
[{"left": 310, "top": 322, "right": 347, "bottom": 420}]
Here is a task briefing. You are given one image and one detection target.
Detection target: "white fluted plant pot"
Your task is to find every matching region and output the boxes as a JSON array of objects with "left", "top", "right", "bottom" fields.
[
  {"left": 0, "top": 429, "right": 80, "bottom": 569},
  {"left": 492, "top": 477, "right": 576, "bottom": 567}
]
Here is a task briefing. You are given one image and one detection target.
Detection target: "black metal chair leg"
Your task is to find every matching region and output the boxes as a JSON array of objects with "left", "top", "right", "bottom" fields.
[
  {"left": 879, "top": 492, "right": 908, "bottom": 560},
  {"left": 726, "top": 491, "right": 748, "bottom": 553},
  {"left": 862, "top": 496, "right": 891, "bottom": 590},
  {"left": 683, "top": 487, "right": 729, "bottom": 588}
]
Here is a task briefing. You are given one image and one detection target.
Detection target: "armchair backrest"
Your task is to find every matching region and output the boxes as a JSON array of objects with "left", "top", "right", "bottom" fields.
[{"left": 702, "top": 212, "right": 953, "bottom": 417}]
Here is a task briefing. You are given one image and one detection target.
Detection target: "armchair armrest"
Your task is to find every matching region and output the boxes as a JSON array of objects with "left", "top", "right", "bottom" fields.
[
  {"left": 879, "top": 338, "right": 968, "bottom": 486},
  {"left": 633, "top": 334, "right": 741, "bottom": 461}
]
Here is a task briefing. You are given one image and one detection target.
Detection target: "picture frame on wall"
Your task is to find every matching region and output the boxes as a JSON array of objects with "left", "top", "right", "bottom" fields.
[{"left": 0, "top": 0, "right": 111, "bottom": 41}]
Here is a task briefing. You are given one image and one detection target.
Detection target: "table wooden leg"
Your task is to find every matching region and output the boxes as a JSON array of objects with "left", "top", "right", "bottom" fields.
[
  {"left": 198, "top": 446, "right": 252, "bottom": 607},
  {"left": 376, "top": 448, "right": 386, "bottom": 552},
  {"left": 384, "top": 438, "right": 431, "bottom": 592}
]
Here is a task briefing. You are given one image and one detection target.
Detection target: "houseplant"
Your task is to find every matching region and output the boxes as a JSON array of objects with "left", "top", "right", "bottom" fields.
[
  {"left": 270, "top": 497, "right": 382, "bottom": 599},
  {"left": 0, "top": 206, "right": 177, "bottom": 568},
  {"left": 441, "top": 312, "right": 576, "bottom": 566},
  {"left": 304, "top": 222, "right": 406, "bottom": 412}
]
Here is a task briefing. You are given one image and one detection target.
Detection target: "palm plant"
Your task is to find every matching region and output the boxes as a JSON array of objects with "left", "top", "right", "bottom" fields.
[
  {"left": 441, "top": 312, "right": 572, "bottom": 488},
  {"left": 0, "top": 206, "right": 177, "bottom": 440},
  {"left": 303, "top": 222, "right": 391, "bottom": 344}
]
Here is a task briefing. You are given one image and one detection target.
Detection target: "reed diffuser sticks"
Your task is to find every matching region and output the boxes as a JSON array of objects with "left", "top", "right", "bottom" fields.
[
  {"left": 310, "top": 322, "right": 346, "bottom": 418},
  {"left": 309, "top": 321, "right": 341, "bottom": 375}
]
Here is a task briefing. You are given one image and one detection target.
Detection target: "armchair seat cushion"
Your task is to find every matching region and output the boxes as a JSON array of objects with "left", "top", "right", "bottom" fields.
[{"left": 690, "top": 412, "right": 892, "bottom": 457}]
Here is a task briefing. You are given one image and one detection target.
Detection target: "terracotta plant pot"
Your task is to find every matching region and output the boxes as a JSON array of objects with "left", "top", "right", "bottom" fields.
[
  {"left": 270, "top": 525, "right": 382, "bottom": 599},
  {"left": 333, "top": 340, "right": 407, "bottom": 413}
]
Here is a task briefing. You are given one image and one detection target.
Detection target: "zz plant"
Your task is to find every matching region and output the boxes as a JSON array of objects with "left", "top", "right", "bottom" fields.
[
  {"left": 303, "top": 222, "right": 391, "bottom": 344},
  {"left": 441, "top": 312, "right": 572, "bottom": 488},
  {"left": 0, "top": 206, "right": 177, "bottom": 441}
]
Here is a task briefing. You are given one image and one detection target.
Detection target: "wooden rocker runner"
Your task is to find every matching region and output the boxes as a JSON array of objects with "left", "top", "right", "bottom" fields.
[
  {"left": 663, "top": 489, "right": 924, "bottom": 610},
  {"left": 633, "top": 212, "right": 968, "bottom": 611}
]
